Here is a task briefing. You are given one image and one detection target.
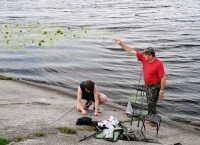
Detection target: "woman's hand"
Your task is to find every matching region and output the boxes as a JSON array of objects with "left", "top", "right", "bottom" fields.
[
  {"left": 94, "top": 111, "right": 99, "bottom": 116},
  {"left": 82, "top": 110, "right": 87, "bottom": 115}
]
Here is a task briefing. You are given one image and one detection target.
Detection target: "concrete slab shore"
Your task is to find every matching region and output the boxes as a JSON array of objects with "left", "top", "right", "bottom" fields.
[{"left": 0, "top": 79, "right": 199, "bottom": 145}]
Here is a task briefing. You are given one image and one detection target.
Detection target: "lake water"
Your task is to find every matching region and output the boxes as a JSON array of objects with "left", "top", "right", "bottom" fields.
[{"left": 0, "top": 0, "right": 200, "bottom": 124}]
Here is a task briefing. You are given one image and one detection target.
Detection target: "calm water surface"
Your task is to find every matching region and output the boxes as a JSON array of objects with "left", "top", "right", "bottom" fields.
[{"left": 0, "top": 0, "right": 200, "bottom": 123}]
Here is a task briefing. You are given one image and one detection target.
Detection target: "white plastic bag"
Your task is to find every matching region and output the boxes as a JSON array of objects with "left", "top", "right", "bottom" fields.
[
  {"left": 98, "top": 115, "right": 119, "bottom": 128},
  {"left": 126, "top": 101, "right": 134, "bottom": 116}
]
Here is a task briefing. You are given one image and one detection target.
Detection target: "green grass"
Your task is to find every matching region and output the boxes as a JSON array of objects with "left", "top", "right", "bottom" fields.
[
  {"left": 120, "top": 114, "right": 145, "bottom": 124},
  {"left": 57, "top": 127, "right": 77, "bottom": 134},
  {"left": 0, "top": 137, "right": 11, "bottom": 145},
  {"left": 35, "top": 132, "right": 46, "bottom": 137},
  {"left": 133, "top": 114, "right": 145, "bottom": 121},
  {"left": 77, "top": 126, "right": 95, "bottom": 132},
  {"left": 119, "top": 120, "right": 131, "bottom": 124},
  {"left": 12, "top": 136, "right": 30, "bottom": 142}
]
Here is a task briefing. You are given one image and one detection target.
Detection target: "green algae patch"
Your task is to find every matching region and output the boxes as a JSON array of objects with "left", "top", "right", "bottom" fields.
[
  {"left": 0, "top": 76, "right": 13, "bottom": 80},
  {"left": 194, "top": 128, "right": 200, "bottom": 131}
]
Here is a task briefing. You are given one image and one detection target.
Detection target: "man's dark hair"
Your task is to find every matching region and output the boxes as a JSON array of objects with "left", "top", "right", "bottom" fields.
[
  {"left": 84, "top": 80, "right": 94, "bottom": 91},
  {"left": 143, "top": 47, "right": 155, "bottom": 57}
]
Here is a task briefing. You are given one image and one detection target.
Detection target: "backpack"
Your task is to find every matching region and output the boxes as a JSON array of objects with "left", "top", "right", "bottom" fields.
[{"left": 76, "top": 117, "right": 92, "bottom": 125}]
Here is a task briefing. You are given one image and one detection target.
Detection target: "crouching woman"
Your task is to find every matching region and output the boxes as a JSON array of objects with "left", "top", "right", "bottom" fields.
[{"left": 76, "top": 80, "right": 107, "bottom": 116}]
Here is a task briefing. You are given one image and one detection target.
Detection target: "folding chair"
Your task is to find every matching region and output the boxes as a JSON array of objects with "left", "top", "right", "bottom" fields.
[{"left": 129, "top": 70, "right": 162, "bottom": 136}]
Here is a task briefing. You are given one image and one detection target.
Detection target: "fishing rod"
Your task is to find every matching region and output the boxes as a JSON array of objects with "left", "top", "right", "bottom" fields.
[
  {"left": 79, "top": 132, "right": 98, "bottom": 142},
  {"left": 130, "top": 69, "right": 143, "bottom": 125},
  {"left": 0, "top": 102, "right": 51, "bottom": 105},
  {"left": 52, "top": 105, "right": 76, "bottom": 124},
  {"left": 134, "top": 70, "right": 143, "bottom": 105},
  {"left": 79, "top": 123, "right": 101, "bottom": 142}
]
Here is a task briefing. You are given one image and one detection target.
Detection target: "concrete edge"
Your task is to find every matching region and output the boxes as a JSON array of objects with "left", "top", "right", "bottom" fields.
[{"left": 1, "top": 78, "right": 200, "bottom": 134}]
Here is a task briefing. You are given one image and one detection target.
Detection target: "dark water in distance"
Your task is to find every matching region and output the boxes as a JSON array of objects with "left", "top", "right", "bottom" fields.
[{"left": 0, "top": 0, "right": 200, "bottom": 123}]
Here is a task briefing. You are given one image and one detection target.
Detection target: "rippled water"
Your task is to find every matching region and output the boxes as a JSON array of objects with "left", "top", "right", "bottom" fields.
[{"left": 0, "top": 0, "right": 200, "bottom": 123}]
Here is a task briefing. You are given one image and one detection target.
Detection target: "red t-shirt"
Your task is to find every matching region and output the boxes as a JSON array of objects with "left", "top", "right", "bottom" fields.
[{"left": 137, "top": 52, "right": 165, "bottom": 85}]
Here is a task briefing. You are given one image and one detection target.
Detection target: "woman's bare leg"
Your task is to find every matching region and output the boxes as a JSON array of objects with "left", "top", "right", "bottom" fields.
[
  {"left": 76, "top": 99, "right": 88, "bottom": 112},
  {"left": 98, "top": 92, "right": 107, "bottom": 104},
  {"left": 93, "top": 92, "right": 107, "bottom": 113}
]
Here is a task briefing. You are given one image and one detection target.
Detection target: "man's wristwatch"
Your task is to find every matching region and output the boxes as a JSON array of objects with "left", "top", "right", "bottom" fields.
[{"left": 160, "top": 90, "right": 164, "bottom": 93}]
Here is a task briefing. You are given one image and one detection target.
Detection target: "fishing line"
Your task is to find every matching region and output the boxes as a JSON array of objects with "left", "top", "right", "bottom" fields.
[
  {"left": 52, "top": 105, "right": 77, "bottom": 124},
  {"left": 43, "top": 105, "right": 77, "bottom": 134}
]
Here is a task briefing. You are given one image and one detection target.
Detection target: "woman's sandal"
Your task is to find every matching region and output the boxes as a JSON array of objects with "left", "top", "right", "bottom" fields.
[
  {"left": 84, "top": 100, "right": 92, "bottom": 110},
  {"left": 93, "top": 107, "right": 102, "bottom": 113}
]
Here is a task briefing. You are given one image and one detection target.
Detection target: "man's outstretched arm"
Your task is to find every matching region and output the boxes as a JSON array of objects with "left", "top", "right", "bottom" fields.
[{"left": 115, "top": 39, "right": 137, "bottom": 56}]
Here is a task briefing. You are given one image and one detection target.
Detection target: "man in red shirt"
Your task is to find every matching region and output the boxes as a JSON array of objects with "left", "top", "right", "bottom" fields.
[{"left": 115, "top": 39, "right": 166, "bottom": 129}]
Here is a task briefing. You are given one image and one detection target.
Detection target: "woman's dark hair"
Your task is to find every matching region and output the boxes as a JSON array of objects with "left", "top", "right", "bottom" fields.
[{"left": 84, "top": 80, "right": 94, "bottom": 91}]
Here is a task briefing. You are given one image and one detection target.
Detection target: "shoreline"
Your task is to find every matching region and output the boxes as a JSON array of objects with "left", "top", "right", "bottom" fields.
[
  {"left": 0, "top": 80, "right": 200, "bottom": 145},
  {"left": 0, "top": 74, "right": 200, "bottom": 133},
  {"left": 0, "top": 79, "right": 200, "bottom": 145}
]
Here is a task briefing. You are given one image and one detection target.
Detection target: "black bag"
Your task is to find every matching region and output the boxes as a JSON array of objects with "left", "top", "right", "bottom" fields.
[{"left": 76, "top": 117, "right": 92, "bottom": 125}]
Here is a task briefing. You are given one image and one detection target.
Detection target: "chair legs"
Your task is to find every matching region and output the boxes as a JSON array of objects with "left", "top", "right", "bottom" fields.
[{"left": 141, "top": 114, "right": 161, "bottom": 136}]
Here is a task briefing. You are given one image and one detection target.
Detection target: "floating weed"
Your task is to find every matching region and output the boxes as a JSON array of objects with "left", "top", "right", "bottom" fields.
[
  {"left": 40, "top": 40, "right": 45, "bottom": 43},
  {"left": 57, "top": 127, "right": 77, "bottom": 134},
  {"left": 6, "top": 40, "right": 10, "bottom": 44},
  {"left": 0, "top": 22, "right": 119, "bottom": 49},
  {"left": 57, "top": 30, "right": 63, "bottom": 34},
  {"left": 0, "top": 137, "right": 11, "bottom": 145}
]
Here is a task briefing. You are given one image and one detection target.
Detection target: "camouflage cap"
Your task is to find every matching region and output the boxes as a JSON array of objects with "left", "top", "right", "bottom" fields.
[{"left": 143, "top": 47, "right": 155, "bottom": 56}]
